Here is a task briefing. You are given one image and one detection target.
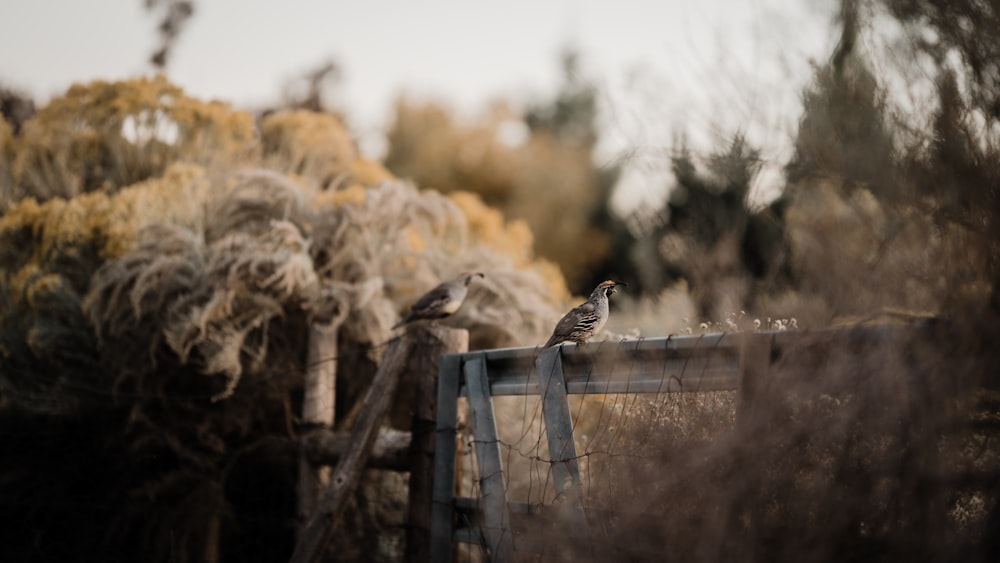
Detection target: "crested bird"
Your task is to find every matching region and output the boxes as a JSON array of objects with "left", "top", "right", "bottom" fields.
[
  {"left": 392, "top": 272, "right": 485, "bottom": 329},
  {"left": 544, "top": 280, "right": 627, "bottom": 348}
]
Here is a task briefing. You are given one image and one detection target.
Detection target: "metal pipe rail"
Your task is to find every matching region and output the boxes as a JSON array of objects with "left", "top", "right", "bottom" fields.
[{"left": 430, "top": 324, "right": 924, "bottom": 562}]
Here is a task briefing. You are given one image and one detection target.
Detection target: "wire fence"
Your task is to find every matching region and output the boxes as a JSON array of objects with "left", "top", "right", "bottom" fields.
[{"left": 431, "top": 323, "right": 1000, "bottom": 562}]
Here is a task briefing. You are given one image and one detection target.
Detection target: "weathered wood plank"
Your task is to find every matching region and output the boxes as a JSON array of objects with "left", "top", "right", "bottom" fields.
[
  {"left": 406, "top": 326, "right": 468, "bottom": 563},
  {"left": 290, "top": 334, "right": 412, "bottom": 563},
  {"left": 301, "top": 428, "right": 411, "bottom": 470},
  {"left": 297, "top": 321, "right": 340, "bottom": 538}
]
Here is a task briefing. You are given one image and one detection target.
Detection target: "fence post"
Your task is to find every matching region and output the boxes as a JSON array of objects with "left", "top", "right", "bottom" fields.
[
  {"left": 290, "top": 334, "right": 413, "bottom": 563},
  {"left": 465, "top": 353, "right": 515, "bottom": 562},
  {"left": 405, "top": 326, "right": 468, "bottom": 563},
  {"left": 297, "top": 320, "right": 340, "bottom": 539},
  {"left": 536, "top": 346, "right": 583, "bottom": 508}
]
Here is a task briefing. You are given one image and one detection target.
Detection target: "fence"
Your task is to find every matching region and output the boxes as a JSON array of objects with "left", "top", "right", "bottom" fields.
[{"left": 429, "top": 324, "right": 920, "bottom": 562}]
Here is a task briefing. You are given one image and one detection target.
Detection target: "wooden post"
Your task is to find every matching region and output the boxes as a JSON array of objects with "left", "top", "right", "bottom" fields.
[
  {"left": 405, "top": 325, "right": 468, "bottom": 563},
  {"left": 297, "top": 320, "right": 339, "bottom": 538},
  {"left": 290, "top": 334, "right": 413, "bottom": 563}
]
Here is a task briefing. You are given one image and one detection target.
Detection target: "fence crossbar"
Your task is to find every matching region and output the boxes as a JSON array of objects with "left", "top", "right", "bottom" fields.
[{"left": 431, "top": 325, "right": 921, "bottom": 562}]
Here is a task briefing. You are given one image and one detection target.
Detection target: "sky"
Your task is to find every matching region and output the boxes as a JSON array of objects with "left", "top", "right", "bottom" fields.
[{"left": 0, "top": 0, "right": 840, "bottom": 210}]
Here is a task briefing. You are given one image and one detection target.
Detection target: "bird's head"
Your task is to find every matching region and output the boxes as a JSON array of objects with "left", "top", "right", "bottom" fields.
[
  {"left": 595, "top": 280, "right": 627, "bottom": 298},
  {"left": 460, "top": 272, "right": 486, "bottom": 286}
]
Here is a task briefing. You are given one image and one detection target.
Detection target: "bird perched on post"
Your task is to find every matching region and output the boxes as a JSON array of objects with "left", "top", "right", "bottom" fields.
[
  {"left": 544, "top": 280, "right": 627, "bottom": 348},
  {"left": 392, "top": 272, "right": 485, "bottom": 329}
]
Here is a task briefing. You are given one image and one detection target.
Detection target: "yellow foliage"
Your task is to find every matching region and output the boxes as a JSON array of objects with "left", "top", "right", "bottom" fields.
[
  {"left": 7, "top": 263, "right": 49, "bottom": 306},
  {"left": 260, "top": 110, "right": 356, "bottom": 164},
  {"left": 98, "top": 163, "right": 211, "bottom": 256},
  {"left": 448, "top": 191, "right": 533, "bottom": 263},
  {"left": 1, "top": 77, "right": 570, "bottom": 365},
  {"left": 404, "top": 224, "right": 427, "bottom": 252},
  {"left": 311, "top": 183, "right": 367, "bottom": 208},
  {"left": 449, "top": 190, "right": 570, "bottom": 302},
  {"left": 384, "top": 99, "right": 609, "bottom": 289},
  {"left": 0, "top": 162, "right": 209, "bottom": 273},
  {"left": 12, "top": 75, "right": 253, "bottom": 200},
  {"left": 346, "top": 157, "right": 393, "bottom": 187},
  {"left": 259, "top": 110, "right": 392, "bottom": 190},
  {"left": 385, "top": 99, "right": 519, "bottom": 206}
]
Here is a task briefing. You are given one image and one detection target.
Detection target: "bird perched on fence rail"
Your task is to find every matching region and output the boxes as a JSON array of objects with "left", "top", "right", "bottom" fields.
[
  {"left": 392, "top": 272, "right": 485, "bottom": 329},
  {"left": 544, "top": 280, "right": 627, "bottom": 348}
]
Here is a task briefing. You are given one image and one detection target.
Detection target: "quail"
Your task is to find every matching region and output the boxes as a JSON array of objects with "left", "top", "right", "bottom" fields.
[
  {"left": 544, "top": 280, "right": 627, "bottom": 348},
  {"left": 392, "top": 272, "right": 485, "bottom": 329}
]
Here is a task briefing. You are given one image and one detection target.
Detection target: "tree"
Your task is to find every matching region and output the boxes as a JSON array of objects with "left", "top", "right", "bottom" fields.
[
  {"left": 877, "top": 0, "right": 1000, "bottom": 314},
  {"left": 384, "top": 50, "right": 625, "bottom": 295},
  {"left": 775, "top": 0, "right": 1000, "bottom": 324},
  {"left": 631, "top": 135, "right": 789, "bottom": 321},
  {"left": 0, "top": 78, "right": 566, "bottom": 563}
]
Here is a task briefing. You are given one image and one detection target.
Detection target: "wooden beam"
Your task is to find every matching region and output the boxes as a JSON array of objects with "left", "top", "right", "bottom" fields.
[
  {"left": 297, "top": 321, "right": 339, "bottom": 538},
  {"left": 405, "top": 325, "right": 469, "bottom": 563},
  {"left": 290, "top": 334, "right": 412, "bottom": 563},
  {"left": 301, "top": 428, "right": 411, "bottom": 471}
]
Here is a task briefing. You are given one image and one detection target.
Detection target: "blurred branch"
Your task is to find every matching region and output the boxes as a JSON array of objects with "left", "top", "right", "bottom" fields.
[
  {"left": 145, "top": 0, "right": 195, "bottom": 69},
  {"left": 0, "top": 85, "right": 36, "bottom": 134},
  {"left": 282, "top": 60, "right": 342, "bottom": 113}
]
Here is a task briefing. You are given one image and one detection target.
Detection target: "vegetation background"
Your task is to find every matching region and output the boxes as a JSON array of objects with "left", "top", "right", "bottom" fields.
[{"left": 1, "top": 0, "right": 999, "bottom": 561}]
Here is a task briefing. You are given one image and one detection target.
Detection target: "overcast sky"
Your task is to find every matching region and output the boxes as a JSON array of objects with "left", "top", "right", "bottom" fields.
[{"left": 0, "top": 0, "right": 839, "bottom": 209}]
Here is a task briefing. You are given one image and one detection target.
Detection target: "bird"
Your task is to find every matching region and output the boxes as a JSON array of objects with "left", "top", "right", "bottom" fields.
[
  {"left": 544, "top": 280, "right": 627, "bottom": 348},
  {"left": 392, "top": 272, "right": 485, "bottom": 329}
]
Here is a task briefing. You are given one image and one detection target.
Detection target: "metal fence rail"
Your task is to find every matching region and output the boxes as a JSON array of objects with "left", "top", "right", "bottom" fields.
[{"left": 430, "top": 325, "right": 920, "bottom": 562}]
